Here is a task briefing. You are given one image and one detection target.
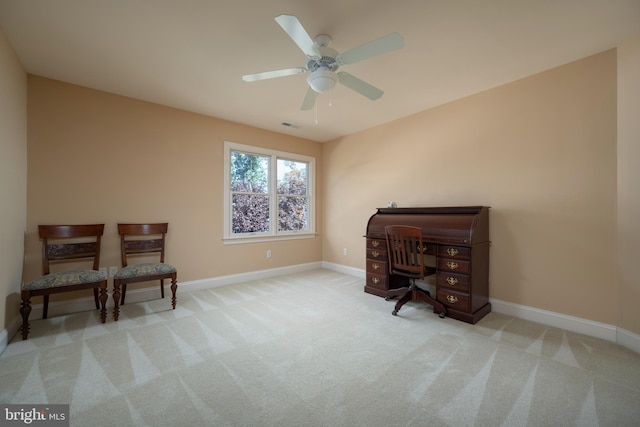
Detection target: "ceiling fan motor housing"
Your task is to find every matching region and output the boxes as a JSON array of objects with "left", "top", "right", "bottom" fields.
[{"left": 306, "top": 45, "right": 339, "bottom": 71}]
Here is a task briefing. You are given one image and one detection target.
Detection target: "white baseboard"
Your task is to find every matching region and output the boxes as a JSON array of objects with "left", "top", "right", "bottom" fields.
[
  {"left": 489, "top": 298, "right": 618, "bottom": 342},
  {"left": 2, "top": 263, "right": 639, "bottom": 356},
  {"left": 617, "top": 327, "right": 640, "bottom": 354},
  {"left": 0, "top": 327, "right": 7, "bottom": 355},
  {"left": 488, "top": 298, "right": 640, "bottom": 354},
  {"left": 322, "top": 261, "right": 366, "bottom": 278},
  {"left": 1, "top": 314, "right": 22, "bottom": 354},
  {"left": 177, "top": 261, "right": 324, "bottom": 292}
]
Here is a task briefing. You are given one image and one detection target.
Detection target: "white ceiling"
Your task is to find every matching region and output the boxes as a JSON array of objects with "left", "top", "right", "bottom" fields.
[{"left": 1, "top": 1, "right": 639, "bottom": 142}]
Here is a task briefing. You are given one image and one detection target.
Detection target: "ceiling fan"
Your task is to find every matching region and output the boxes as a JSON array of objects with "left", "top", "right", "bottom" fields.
[{"left": 242, "top": 14, "right": 404, "bottom": 110}]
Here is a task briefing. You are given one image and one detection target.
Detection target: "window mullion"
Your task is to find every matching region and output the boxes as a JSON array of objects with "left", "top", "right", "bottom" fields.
[{"left": 270, "top": 155, "right": 278, "bottom": 235}]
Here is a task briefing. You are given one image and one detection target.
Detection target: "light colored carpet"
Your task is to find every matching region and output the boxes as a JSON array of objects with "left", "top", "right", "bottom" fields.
[{"left": 1, "top": 269, "right": 639, "bottom": 426}]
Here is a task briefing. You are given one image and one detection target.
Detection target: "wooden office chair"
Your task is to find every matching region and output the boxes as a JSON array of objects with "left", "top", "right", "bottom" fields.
[
  {"left": 385, "top": 225, "right": 446, "bottom": 318},
  {"left": 20, "top": 224, "right": 108, "bottom": 340},
  {"left": 112, "top": 223, "right": 177, "bottom": 320}
]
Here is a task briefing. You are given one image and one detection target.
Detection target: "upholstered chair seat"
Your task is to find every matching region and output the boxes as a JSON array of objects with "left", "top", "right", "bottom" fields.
[
  {"left": 23, "top": 270, "right": 106, "bottom": 291},
  {"left": 113, "top": 263, "right": 176, "bottom": 280}
]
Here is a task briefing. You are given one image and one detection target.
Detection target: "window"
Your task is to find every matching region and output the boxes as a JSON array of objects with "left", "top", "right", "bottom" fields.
[{"left": 223, "top": 141, "right": 315, "bottom": 243}]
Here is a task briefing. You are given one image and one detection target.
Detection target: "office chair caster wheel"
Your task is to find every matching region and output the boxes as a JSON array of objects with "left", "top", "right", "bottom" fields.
[
  {"left": 385, "top": 296, "right": 391, "bottom": 301},
  {"left": 439, "top": 312, "right": 446, "bottom": 319},
  {"left": 392, "top": 310, "right": 398, "bottom": 316}
]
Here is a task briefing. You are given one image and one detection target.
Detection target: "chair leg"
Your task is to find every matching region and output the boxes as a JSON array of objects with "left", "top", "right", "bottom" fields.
[
  {"left": 385, "top": 286, "right": 410, "bottom": 301},
  {"left": 392, "top": 289, "right": 413, "bottom": 315},
  {"left": 392, "top": 282, "right": 447, "bottom": 318},
  {"left": 120, "top": 284, "right": 127, "bottom": 305},
  {"left": 160, "top": 279, "right": 165, "bottom": 299},
  {"left": 20, "top": 291, "right": 32, "bottom": 340},
  {"left": 42, "top": 295, "right": 49, "bottom": 319},
  {"left": 112, "top": 279, "right": 121, "bottom": 321},
  {"left": 414, "top": 288, "right": 447, "bottom": 318},
  {"left": 170, "top": 275, "right": 177, "bottom": 309},
  {"left": 98, "top": 284, "right": 108, "bottom": 323},
  {"left": 392, "top": 281, "right": 417, "bottom": 315},
  {"left": 93, "top": 288, "right": 100, "bottom": 309}
]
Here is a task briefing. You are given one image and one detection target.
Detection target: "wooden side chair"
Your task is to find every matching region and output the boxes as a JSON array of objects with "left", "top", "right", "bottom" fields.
[
  {"left": 385, "top": 225, "right": 446, "bottom": 318},
  {"left": 112, "top": 223, "right": 177, "bottom": 321},
  {"left": 20, "top": 224, "right": 108, "bottom": 340}
]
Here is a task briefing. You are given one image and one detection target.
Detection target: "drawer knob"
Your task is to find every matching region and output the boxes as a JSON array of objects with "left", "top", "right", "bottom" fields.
[
  {"left": 446, "top": 261, "right": 459, "bottom": 270},
  {"left": 372, "top": 241, "right": 380, "bottom": 247},
  {"left": 372, "top": 263, "right": 379, "bottom": 270},
  {"left": 371, "top": 251, "right": 380, "bottom": 258},
  {"left": 446, "top": 277, "right": 458, "bottom": 286},
  {"left": 372, "top": 277, "right": 380, "bottom": 284},
  {"left": 446, "top": 295, "right": 459, "bottom": 304},
  {"left": 447, "top": 248, "right": 459, "bottom": 256}
]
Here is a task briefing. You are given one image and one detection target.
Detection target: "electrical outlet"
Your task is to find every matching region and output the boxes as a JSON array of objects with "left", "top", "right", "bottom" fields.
[
  {"left": 266, "top": 250, "right": 272, "bottom": 259},
  {"left": 343, "top": 248, "right": 348, "bottom": 256},
  {"left": 109, "top": 266, "right": 118, "bottom": 277},
  {"left": 99, "top": 267, "right": 107, "bottom": 278}
]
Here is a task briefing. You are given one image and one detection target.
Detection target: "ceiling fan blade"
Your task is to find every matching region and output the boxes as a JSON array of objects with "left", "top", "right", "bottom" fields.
[
  {"left": 275, "top": 14, "right": 321, "bottom": 58},
  {"left": 242, "top": 67, "right": 306, "bottom": 82},
  {"left": 338, "top": 32, "right": 404, "bottom": 65},
  {"left": 338, "top": 72, "right": 384, "bottom": 100},
  {"left": 301, "top": 87, "right": 317, "bottom": 110}
]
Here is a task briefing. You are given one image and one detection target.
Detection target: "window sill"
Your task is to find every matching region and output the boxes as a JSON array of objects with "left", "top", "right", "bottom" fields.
[{"left": 222, "top": 233, "right": 317, "bottom": 245}]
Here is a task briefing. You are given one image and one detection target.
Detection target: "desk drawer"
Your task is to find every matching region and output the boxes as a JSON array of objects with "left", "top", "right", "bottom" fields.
[
  {"left": 437, "top": 245, "right": 471, "bottom": 260},
  {"left": 437, "top": 288, "right": 470, "bottom": 312},
  {"left": 366, "top": 273, "right": 388, "bottom": 289},
  {"left": 420, "top": 244, "right": 437, "bottom": 255},
  {"left": 436, "top": 272, "right": 470, "bottom": 293},
  {"left": 437, "top": 258, "right": 471, "bottom": 275},
  {"left": 367, "top": 259, "right": 387, "bottom": 274},
  {"left": 367, "top": 238, "right": 386, "bottom": 250},
  {"left": 367, "top": 248, "right": 387, "bottom": 261}
]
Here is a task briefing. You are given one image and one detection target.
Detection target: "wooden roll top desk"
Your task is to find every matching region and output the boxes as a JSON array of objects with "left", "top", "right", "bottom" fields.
[{"left": 365, "top": 206, "right": 491, "bottom": 324}]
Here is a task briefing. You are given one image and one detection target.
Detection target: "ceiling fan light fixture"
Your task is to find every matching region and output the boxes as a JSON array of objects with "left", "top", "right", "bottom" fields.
[{"left": 307, "top": 68, "right": 337, "bottom": 93}]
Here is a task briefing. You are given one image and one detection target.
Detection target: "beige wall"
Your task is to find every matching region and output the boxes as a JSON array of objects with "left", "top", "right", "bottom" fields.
[
  {"left": 323, "top": 50, "right": 619, "bottom": 325},
  {"left": 8, "top": 39, "right": 639, "bottom": 340},
  {"left": 618, "top": 34, "right": 640, "bottom": 335},
  {"left": 25, "top": 76, "right": 323, "bottom": 302},
  {"left": 0, "top": 27, "right": 27, "bottom": 334}
]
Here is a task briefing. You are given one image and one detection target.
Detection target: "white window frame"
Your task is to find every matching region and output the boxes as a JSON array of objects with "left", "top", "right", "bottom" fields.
[{"left": 223, "top": 141, "right": 316, "bottom": 244}]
